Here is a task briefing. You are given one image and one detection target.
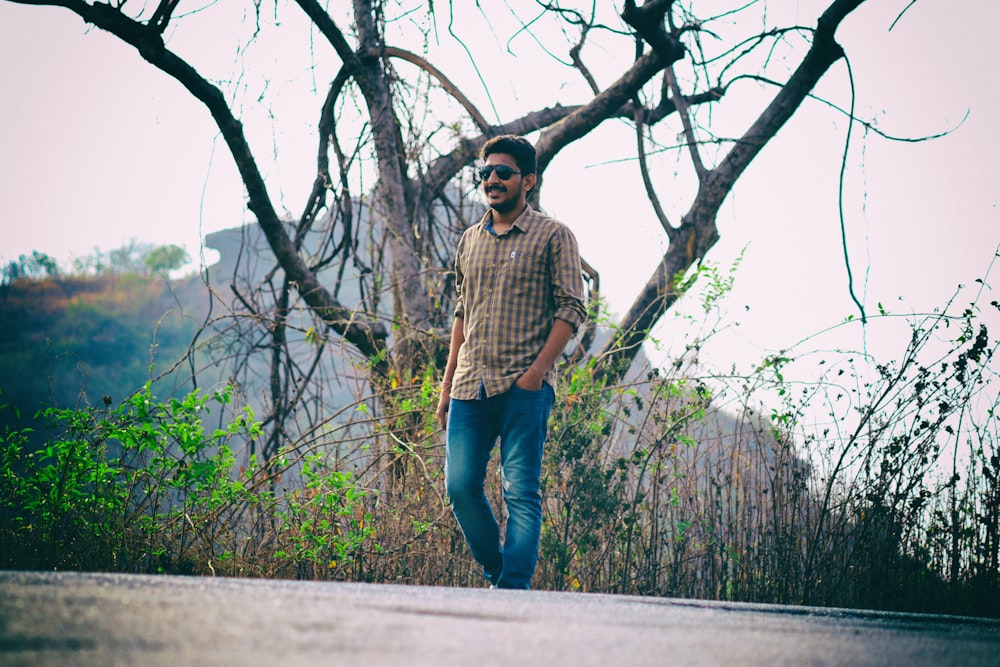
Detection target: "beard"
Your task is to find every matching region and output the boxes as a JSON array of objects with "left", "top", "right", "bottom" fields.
[
  {"left": 486, "top": 185, "right": 521, "bottom": 214},
  {"left": 491, "top": 196, "right": 520, "bottom": 214}
]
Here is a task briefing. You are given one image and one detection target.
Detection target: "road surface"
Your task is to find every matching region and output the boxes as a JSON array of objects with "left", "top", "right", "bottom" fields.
[{"left": 1, "top": 570, "right": 998, "bottom": 666}]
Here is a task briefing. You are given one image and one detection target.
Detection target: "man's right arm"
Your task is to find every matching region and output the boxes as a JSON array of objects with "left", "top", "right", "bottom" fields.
[{"left": 436, "top": 316, "right": 465, "bottom": 429}]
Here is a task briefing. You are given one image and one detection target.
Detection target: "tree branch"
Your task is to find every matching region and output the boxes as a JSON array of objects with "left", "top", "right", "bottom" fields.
[
  {"left": 534, "top": 49, "right": 668, "bottom": 180},
  {"left": 533, "top": 0, "right": 689, "bottom": 185},
  {"left": 621, "top": 0, "right": 685, "bottom": 64},
  {"left": 569, "top": 27, "right": 601, "bottom": 96},
  {"left": 596, "top": 0, "right": 868, "bottom": 380},
  {"left": 373, "top": 46, "right": 492, "bottom": 135},
  {"left": 702, "top": 0, "right": 865, "bottom": 215},
  {"left": 664, "top": 64, "right": 707, "bottom": 180},
  {"left": 634, "top": 104, "right": 675, "bottom": 240}
]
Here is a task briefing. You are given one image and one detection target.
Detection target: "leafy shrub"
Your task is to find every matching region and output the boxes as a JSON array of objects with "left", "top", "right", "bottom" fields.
[{"left": 0, "top": 383, "right": 377, "bottom": 578}]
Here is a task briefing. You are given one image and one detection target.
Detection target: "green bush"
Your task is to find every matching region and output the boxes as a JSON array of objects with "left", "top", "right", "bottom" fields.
[{"left": 0, "top": 383, "right": 258, "bottom": 572}]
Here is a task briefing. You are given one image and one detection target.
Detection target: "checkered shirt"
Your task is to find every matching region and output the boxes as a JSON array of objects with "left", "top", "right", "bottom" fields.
[{"left": 451, "top": 205, "right": 587, "bottom": 399}]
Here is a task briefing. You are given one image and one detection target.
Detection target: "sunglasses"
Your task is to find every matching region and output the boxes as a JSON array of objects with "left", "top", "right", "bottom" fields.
[{"left": 478, "top": 164, "right": 522, "bottom": 181}]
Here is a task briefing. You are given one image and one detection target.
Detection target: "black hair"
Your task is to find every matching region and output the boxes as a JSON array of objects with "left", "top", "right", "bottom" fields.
[{"left": 479, "top": 135, "right": 536, "bottom": 175}]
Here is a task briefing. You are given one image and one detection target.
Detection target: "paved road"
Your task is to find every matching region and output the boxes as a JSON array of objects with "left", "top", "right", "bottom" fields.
[{"left": 1, "top": 571, "right": 998, "bottom": 666}]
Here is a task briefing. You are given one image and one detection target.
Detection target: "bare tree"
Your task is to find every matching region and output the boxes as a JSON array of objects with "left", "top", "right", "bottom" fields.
[{"left": 10, "top": 0, "right": 879, "bottom": 450}]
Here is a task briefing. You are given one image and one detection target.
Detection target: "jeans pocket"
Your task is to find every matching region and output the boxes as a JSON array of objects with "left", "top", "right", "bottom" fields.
[{"left": 511, "top": 381, "right": 553, "bottom": 402}]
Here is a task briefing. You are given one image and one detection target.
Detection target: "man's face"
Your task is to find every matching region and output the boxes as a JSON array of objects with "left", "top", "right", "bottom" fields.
[{"left": 482, "top": 153, "right": 530, "bottom": 215}]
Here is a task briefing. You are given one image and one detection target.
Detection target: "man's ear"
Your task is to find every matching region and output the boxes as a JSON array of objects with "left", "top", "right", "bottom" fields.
[{"left": 523, "top": 172, "right": 537, "bottom": 193}]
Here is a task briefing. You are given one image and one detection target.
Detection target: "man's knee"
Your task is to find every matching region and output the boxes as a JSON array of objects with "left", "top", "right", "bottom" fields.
[
  {"left": 501, "top": 470, "right": 541, "bottom": 505},
  {"left": 445, "top": 468, "right": 482, "bottom": 506}
]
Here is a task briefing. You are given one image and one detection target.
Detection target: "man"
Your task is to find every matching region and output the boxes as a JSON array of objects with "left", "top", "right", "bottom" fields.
[{"left": 436, "top": 135, "right": 587, "bottom": 589}]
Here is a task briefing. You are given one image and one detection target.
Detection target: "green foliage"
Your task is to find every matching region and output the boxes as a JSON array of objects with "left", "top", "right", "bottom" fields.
[
  {"left": 0, "top": 384, "right": 255, "bottom": 571},
  {"left": 529, "top": 272, "right": 999, "bottom": 616},
  {"left": 273, "top": 454, "right": 373, "bottom": 578},
  {"left": 144, "top": 244, "right": 190, "bottom": 275},
  {"left": 538, "top": 357, "right": 716, "bottom": 593},
  {"left": 68, "top": 240, "right": 169, "bottom": 277},
  {"left": 0, "top": 383, "right": 377, "bottom": 579},
  {"left": 671, "top": 249, "right": 744, "bottom": 312},
  {"left": 4, "top": 241, "right": 193, "bottom": 281},
  {"left": 2, "top": 251, "right": 60, "bottom": 282}
]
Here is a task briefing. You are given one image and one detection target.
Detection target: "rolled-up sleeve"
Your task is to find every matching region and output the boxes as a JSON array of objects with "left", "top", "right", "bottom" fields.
[{"left": 453, "top": 235, "right": 467, "bottom": 320}]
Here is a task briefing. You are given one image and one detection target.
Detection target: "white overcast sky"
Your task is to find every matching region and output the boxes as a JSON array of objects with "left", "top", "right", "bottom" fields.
[{"left": 1, "top": 0, "right": 998, "bottom": 375}]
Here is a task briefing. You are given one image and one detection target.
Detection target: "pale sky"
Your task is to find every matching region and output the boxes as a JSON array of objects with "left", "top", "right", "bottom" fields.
[{"left": 1, "top": 0, "right": 998, "bottom": 376}]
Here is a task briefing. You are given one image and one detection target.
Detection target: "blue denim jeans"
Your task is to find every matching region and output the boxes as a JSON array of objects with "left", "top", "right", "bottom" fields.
[{"left": 445, "top": 382, "right": 554, "bottom": 589}]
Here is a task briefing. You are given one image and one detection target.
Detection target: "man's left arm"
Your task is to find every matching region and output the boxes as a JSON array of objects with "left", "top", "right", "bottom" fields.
[
  {"left": 516, "top": 318, "right": 577, "bottom": 390},
  {"left": 516, "top": 225, "right": 587, "bottom": 391}
]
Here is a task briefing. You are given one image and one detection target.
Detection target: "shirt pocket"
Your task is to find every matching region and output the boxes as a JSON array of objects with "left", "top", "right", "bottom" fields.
[{"left": 502, "top": 246, "right": 546, "bottom": 287}]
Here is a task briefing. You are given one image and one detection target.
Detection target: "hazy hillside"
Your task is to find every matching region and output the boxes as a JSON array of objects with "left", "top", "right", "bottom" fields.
[
  {"left": 0, "top": 221, "right": 370, "bottom": 447},
  {"left": 0, "top": 271, "right": 207, "bottom": 442}
]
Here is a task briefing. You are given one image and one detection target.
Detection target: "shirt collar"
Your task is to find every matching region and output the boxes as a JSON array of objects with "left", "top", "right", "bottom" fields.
[{"left": 482, "top": 204, "right": 535, "bottom": 235}]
